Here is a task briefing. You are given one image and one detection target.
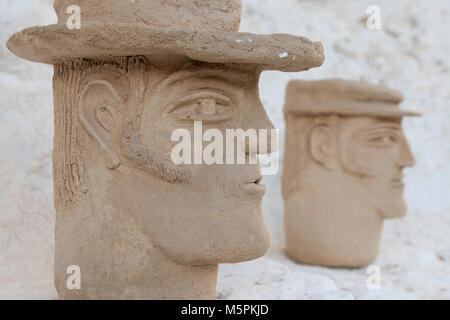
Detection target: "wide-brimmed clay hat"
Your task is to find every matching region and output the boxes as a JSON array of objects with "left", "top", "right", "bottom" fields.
[
  {"left": 284, "top": 79, "right": 421, "bottom": 118},
  {"left": 6, "top": 0, "right": 324, "bottom": 72}
]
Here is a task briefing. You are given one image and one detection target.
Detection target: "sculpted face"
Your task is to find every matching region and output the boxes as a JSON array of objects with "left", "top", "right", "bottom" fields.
[
  {"left": 83, "top": 63, "right": 274, "bottom": 267},
  {"left": 338, "top": 117, "right": 415, "bottom": 218}
]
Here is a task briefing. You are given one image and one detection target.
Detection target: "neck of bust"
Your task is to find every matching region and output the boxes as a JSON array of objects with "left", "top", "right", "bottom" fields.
[
  {"left": 284, "top": 166, "right": 383, "bottom": 267},
  {"left": 54, "top": 164, "right": 218, "bottom": 300}
]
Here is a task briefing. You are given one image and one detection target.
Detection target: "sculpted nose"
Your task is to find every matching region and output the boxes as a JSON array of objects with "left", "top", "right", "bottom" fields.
[
  {"left": 398, "top": 136, "right": 415, "bottom": 168},
  {"left": 248, "top": 107, "right": 279, "bottom": 155}
]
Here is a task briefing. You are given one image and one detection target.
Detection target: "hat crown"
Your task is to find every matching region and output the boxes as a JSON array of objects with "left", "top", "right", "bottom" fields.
[
  {"left": 283, "top": 79, "right": 419, "bottom": 118},
  {"left": 54, "top": 0, "right": 242, "bottom": 32}
]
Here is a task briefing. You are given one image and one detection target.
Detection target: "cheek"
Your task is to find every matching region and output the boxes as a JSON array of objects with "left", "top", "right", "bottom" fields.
[
  {"left": 141, "top": 114, "right": 196, "bottom": 159},
  {"left": 346, "top": 145, "right": 398, "bottom": 176},
  {"left": 141, "top": 122, "right": 174, "bottom": 153}
]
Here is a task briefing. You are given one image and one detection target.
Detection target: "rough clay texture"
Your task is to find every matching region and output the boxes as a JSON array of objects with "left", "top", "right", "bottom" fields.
[
  {"left": 53, "top": 0, "right": 243, "bottom": 32},
  {"left": 7, "top": 3, "right": 323, "bottom": 70},
  {"left": 1, "top": 0, "right": 450, "bottom": 300}
]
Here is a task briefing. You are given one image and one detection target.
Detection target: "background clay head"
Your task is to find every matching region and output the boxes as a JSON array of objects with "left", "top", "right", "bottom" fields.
[{"left": 282, "top": 79, "right": 420, "bottom": 267}]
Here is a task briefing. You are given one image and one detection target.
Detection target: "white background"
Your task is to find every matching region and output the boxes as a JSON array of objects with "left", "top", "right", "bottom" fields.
[{"left": 0, "top": 0, "right": 449, "bottom": 299}]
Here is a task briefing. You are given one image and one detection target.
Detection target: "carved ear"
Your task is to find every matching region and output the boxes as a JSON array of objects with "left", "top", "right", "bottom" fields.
[
  {"left": 310, "top": 125, "right": 338, "bottom": 170},
  {"left": 79, "top": 80, "right": 122, "bottom": 169}
]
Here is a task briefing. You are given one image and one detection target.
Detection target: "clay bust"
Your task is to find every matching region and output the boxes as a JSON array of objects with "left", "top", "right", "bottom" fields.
[
  {"left": 282, "top": 79, "right": 420, "bottom": 268},
  {"left": 7, "top": 0, "right": 324, "bottom": 299}
]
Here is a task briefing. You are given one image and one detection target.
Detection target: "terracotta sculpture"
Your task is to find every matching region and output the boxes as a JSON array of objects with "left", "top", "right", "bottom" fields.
[
  {"left": 282, "top": 79, "right": 419, "bottom": 268},
  {"left": 7, "top": 0, "right": 324, "bottom": 299}
]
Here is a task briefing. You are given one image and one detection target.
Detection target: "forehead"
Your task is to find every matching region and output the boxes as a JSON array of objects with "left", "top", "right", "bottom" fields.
[
  {"left": 340, "top": 116, "right": 403, "bottom": 133},
  {"left": 156, "top": 64, "right": 258, "bottom": 89}
]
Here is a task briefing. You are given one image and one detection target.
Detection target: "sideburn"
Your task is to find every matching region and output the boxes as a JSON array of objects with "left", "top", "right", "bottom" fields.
[
  {"left": 120, "top": 64, "right": 191, "bottom": 184},
  {"left": 121, "top": 133, "right": 191, "bottom": 184}
]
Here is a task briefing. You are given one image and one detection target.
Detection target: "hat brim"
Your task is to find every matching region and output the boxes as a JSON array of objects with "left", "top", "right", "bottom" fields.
[
  {"left": 285, "top": 107, "right": 421, "bottom": 118},
  {"left": 6, "top": 23, "right": 324, "bottom": 72}
]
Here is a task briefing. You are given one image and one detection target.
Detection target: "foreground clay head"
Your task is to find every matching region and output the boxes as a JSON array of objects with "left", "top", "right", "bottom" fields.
[
  {"left": 7, "top": 0, "right": 324, "bottom": 299},
  {"left": 282, "top": 79, "right": 420, "bottom": 268}
]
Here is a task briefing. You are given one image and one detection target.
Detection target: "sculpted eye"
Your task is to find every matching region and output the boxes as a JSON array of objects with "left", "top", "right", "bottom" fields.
[
  {"left": 166, "top": 91, "right": 233, "bottom": 123},
  {"left": 365, "top": 132, "right": 399, "bottom": 147},
  {"left": 369, "top": 136, "right": 394, "bottom": 143}
]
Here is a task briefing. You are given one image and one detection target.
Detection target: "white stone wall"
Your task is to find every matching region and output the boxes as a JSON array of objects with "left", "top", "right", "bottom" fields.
[{"left": 0, "top": 0, "right": 449, "bottom": 299}]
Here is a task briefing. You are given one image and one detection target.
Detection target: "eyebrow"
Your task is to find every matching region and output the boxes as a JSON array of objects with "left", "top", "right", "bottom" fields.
[
  {"left": 367, "top": 123, "right": 402, "bottom": 130},
  {"left": 158, "top": 68, "right": 256, "bottom": 91},
  {"left": 353, "top": 123, "right": 402, "bottom": 138},
  {"left": 165, "top": 89, "right": 233, "bottom": 114}
]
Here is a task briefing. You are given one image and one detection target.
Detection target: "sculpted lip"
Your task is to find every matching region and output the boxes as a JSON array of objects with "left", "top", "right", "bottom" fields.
[
  {"left": 391, "top": 175, "right": 405, "bottom": 189},
  {"left": 242, "top": 176, "right": 266, "bottom": 196},
  {"left": 253, "top": 176, "right": 263, "bottom": 184}
]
